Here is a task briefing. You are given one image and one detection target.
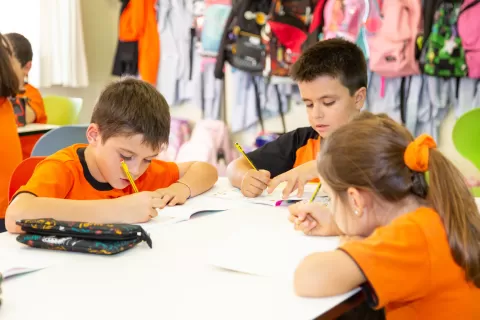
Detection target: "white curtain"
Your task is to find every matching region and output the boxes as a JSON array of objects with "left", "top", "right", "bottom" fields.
[{"left": 0, "top": 0, "right": 89, "bottom": 88}]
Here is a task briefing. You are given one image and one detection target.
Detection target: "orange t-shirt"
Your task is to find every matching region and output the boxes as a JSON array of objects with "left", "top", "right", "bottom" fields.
[
  {"left": 340, "top": 207, "right": 480, "bottom": 320},
  {"left": 14, "top": 144, "right": 180, "bottom": 200},
  {"left": 0, "top": 97, "right": 23, "bottom": 218},
  {"left": 18, "top": 83, "right": 47, "bottom": 159}
]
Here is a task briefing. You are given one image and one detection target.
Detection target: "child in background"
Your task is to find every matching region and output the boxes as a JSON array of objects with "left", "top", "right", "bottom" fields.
[
  {"left": 0, "top": 33, "right": 23, "bottom": 232},
  {"left": 6, "top": 77, "right": 218, "bottom": 233},
  {"left": 5, "top": 33, "right": 47, "bottom": 159},
  {"left": 291, "top": 112, "right": 480, "bottom": 319},
  {"left": 227, "top": 39, "right": 366, "bottom": 199}
]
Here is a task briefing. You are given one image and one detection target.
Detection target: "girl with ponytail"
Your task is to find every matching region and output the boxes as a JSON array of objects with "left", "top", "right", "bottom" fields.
[{"left": 292, "top": 112, "right": 480, "bottom": 319}]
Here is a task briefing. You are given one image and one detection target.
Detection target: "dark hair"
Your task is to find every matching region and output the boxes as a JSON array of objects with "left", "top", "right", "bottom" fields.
[
  {"left": 290, "top": 38, "right": 368, "bottom": 95},
  {"left": 0, "top": 33, "right": 19, "bottom": 97},
  {"left": 318, "top": 111, "right": 480, "bottom": 287},
  {"left": 4, "top": 33, "right": 32, "bottom": 67},
  {"left": 91, "top": 77, "right": 171, "bottom": 151}
]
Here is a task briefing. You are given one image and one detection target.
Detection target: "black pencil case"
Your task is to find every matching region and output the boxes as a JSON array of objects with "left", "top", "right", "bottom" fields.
[{"left": 15, "top": 218, "right": 152, "bottom": 255}]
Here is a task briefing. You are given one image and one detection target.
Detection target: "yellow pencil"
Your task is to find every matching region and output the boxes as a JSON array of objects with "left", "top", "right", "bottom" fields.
[
  {"left": 309, "top": 182, "right": 322, "bottom": 203},
  {"left": 234, "top": 142, "right": 257, "bottom": 170},
  {"left": 120, "top": 160, "right": 139, "bottom": 193}
]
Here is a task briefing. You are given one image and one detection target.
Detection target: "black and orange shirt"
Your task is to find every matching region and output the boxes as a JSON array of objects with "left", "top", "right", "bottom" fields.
[
  {"left": 340, "top": 207, "right": 480, "bottom": 320},
  {"left": 14, "top": 144, "right": 180, "bottom": 200},
  {"left": 247, "top": 127, "right": 320, "bottom": 178}
]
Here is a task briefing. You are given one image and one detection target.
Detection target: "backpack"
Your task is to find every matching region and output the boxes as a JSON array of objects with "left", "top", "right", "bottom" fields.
[
  {"left": 458, "top": 0, "right": 480, "bottom": 78},
  {"left": 421, "top": 2, "right": 467, "bottom": 77},
  {"left": 262, "top": 0, "right": 326, "bottom": 77},
  {"left": 175, "top": 120, "right": 236, "bottom": 176},
  {"left": 368, "top": 0, "right": 422, "bottom": 78},
  {"left": 157, "top": 118, "right": 192, "bottom": 161},
  {"left": 322, "top": 0, "right": 365, "bottom": 43},
  {"left": 194, "top": 0, "right": 233, "bottom": 56},
  {"left": 9, "top": 97, "right": 28, "bottom": 127},
  {"left": 214, "top": 0, "right": 272, "bottom": 78}
]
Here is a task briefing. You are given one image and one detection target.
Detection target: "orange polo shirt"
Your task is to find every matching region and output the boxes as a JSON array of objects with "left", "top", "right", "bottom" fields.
[
  {"left": 14, "top": 144, "right": 180, "bottom": 200},
  {"left": 0, "top": 97, "right": 23, "bottom": 218},
  {"left": 18, "top": 83, "right": 47, "bottom": 159},
  {"left": 340, "top": 207, "right": 480, "bottom": 320},
  {"left": 247, "top": 127, "right": 320, "bottom": 182}
]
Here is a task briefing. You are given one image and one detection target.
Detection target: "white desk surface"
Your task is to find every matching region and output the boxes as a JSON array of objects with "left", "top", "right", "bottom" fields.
[
  {"left": 17, "top": 123, "right": 59, "bottom": 134},
  {"left": 0, "top": 178, "right": 359, "bottom": 320}
]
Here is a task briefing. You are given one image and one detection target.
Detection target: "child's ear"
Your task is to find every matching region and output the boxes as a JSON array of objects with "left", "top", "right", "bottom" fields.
[
  {"left": 23, "top": 61, "right": 32, "bottom": 74},
  {"left": 353, "top": 87, "right": 366, "bottom": 110},
  {"left": 346, "top": 187, "right": 371, "bottom": 217},
  {"left": 86, "top": 124, "right": 101, "bottom": 146}
]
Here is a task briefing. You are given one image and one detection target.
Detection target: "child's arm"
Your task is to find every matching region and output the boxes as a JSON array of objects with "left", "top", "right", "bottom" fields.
[
  {"left": 176, "top": 161, "right": 218, "bottom": 197},
  {"left": 153, "top": 161, "right": 218, "bottom": 207},
  {"left": 25, "top": 105, "right": 36, "bottom": 124},
  {"left": 227, "top": 157, "right": 271, "bottom": 197},
  {"left": 294, "top": 250, "right": 366, "bottom": 297},
  {"left": 6, "top": 191, "right": 164, "bottom": 233},
  {"left": 288, "top": 201, "right": 343, "bottom": 236},
  {"left": 267, "top": 160, "right": 319, "bottom": 198}
]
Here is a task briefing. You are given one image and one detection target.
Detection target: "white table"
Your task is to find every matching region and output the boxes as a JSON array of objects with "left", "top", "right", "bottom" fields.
[
  {"left": 17, "top": 124, "right": 59, "bottom": 136},
  {"left": 0, "top": 179, "right": 361, "bottom": 320}
]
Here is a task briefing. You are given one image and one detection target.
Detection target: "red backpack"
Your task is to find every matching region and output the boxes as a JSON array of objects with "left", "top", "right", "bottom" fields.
[{"left": 262, "top": 0, "right": 327, "bottom": 77}]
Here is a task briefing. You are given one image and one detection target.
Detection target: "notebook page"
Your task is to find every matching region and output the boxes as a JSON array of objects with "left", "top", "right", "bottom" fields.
[{"left": 136, "top": 201, "right": 232, "bottom": 231}]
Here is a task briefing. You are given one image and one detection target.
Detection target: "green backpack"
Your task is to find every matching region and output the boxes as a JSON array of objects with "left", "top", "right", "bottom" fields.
[{"left": 421, "top": 2, "right": 467, "bottom": 77}]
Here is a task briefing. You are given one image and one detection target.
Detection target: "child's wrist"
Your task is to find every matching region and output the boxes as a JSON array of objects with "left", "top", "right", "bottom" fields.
[{"left": 175, "top": 180, "right": 191, "bottom": 198}]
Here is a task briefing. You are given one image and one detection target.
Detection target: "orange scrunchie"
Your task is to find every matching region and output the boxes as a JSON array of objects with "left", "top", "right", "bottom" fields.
[{"left": 404, "top": 134, "right": 437, "bottom": 172}]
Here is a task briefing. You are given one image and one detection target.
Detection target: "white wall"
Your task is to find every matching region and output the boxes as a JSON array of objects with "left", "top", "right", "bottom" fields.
[{"left": 40, "top": 0, "right": 479, "bottom": 179}]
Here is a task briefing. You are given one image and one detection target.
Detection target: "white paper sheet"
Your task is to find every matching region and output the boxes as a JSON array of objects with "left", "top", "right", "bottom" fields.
[
  {"left": 207, "top": 182, "right": 328, "bottom": 206},
  {"left": 0, "top": 249, "right": 53, "bottom": 279},
  {"left": 208, "top": 224, "right": 340, "bottom": 279}
]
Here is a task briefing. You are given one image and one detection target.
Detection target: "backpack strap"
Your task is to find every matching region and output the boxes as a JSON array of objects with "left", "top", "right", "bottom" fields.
[
  {"left": 251, "top": 75, "right": 265, "bottom": 132},
  {"left": 274, "top": 84, "right": 287, "bottom": 134}
]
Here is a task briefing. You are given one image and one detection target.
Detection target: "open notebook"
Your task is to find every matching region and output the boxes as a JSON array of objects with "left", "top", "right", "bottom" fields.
[
  {"left": 136, "top": 200, "right": 233, "bottom": 231},
  {"left": 207, "top": 182, "right": 329, "bottom": 206}
]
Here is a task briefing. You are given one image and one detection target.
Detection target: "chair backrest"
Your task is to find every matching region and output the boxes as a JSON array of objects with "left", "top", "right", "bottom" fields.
[
  {"left": 9, "top": 157, "right": 46, "bottom": 201},
  {"left": 452, "top": 108, "right": 480, "bottom": 171},
  {"left": 31, "top": 125, "right": 89, "bottom": 157},
  {"left": 44, "top": 95, "right": 83, "bottom": 125}
]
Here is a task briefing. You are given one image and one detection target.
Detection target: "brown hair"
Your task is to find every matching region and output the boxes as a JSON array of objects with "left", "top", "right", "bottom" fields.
[
  {"left": 0, "top": 33, "right": 20, "bottom": 97},
  {"left": 91, "top": 77, "right": 171, "bottom": 151},
  {"left": 5, "top": 32, "right": 33, "bottom": 67},
  {"left": 290, "top": 38, "right": 368, "bottom": 95},
  {"left": 318, "top": 111, "right": 480, "bottom": 287}
]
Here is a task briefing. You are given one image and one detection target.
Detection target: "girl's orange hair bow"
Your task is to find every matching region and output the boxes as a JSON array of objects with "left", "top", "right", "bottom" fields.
[{"left": 404, "top": 134, "right": 437, "bottom": 172}]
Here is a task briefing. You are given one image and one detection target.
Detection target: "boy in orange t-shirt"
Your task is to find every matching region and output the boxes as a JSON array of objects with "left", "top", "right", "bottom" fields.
[
  {"left": 5, "top": 33, "right": 47, "bottom": 159},
  {"left": 6, "top": 77, "right": 218, "bottom": 233},
  {"left": 289, "top": 112, "right": 480, "bottom": 319}
]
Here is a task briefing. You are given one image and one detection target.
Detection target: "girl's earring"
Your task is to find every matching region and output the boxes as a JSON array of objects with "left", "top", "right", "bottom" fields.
[{"left": 354, "top": 209, "right": 360, "bottom": 216}]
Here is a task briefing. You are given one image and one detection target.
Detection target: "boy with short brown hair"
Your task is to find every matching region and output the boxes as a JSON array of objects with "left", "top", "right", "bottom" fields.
[{"left": 6, "top": 77, "right": 218, "bottom": 233}]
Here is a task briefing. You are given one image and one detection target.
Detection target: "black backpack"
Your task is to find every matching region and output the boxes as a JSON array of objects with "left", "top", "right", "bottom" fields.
[{"left": 214, "top": 0, "right": 272, "bottom": 79}]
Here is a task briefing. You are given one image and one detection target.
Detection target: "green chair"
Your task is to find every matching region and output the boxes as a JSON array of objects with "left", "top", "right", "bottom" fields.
[
  {"left": 44, "top": 95, "right": 83, "bottom": 125},
  {"left": 452, "top": 108, "right": 480, "bottom": 197}
]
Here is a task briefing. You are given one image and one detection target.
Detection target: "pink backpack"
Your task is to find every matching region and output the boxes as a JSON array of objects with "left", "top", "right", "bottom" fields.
[
  {"left": 323, "top": 0, "right": 366, "bottom": 43},
  {"left": 157, "top": 118, "right": 192, "bottom": 161},
  {"left": 175, "top": 120, "right": 236, "bottom": 176},
  {"left": 458, "top": 0, "right": 480, "bottom": 79},
  {"left": 368, "top": 0, "right": 422, "bottom": 78}
]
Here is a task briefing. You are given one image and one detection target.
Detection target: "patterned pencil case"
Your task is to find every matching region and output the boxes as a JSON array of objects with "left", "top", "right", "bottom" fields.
[{"left": 15, "top": 219, "right": 153, "bottom": 255}]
